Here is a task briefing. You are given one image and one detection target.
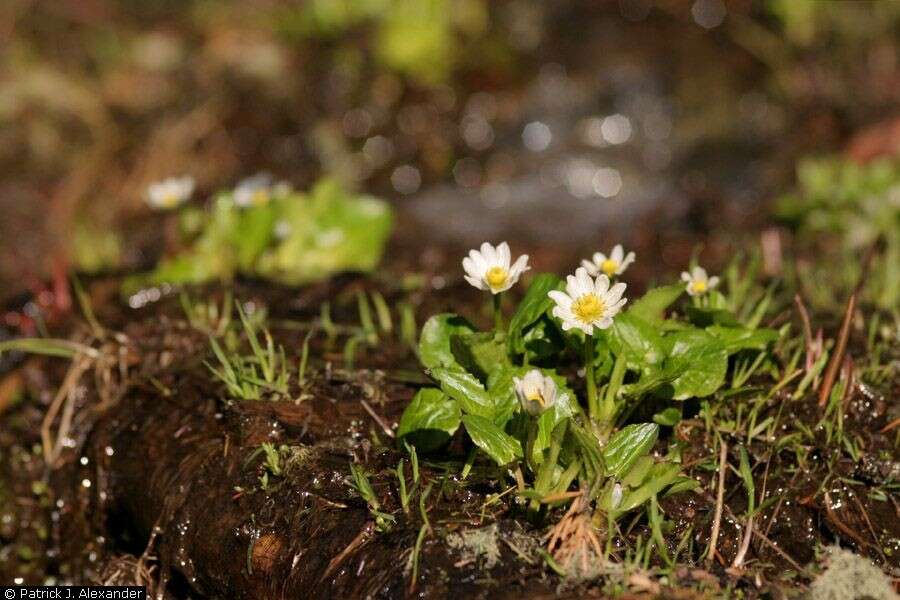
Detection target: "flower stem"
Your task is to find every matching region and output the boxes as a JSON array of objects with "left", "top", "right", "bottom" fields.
[
  {"left": 492, "top": 292, "right": 504, "bottom": 334},
  {"left": 585, "top": 336, "right": 599, "bottom": 421},
  {"left": 525, "top": 419, "right": 538, "bottom": 473}
]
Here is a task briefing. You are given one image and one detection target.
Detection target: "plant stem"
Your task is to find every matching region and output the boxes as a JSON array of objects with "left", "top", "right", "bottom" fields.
[
  {"left": 525, "top": 419, "right": 538, "bottom": 473},
  {"left": 599, "top": 354, "right": 626, "bottom": 428},
  {"left": 492, "top": 292, "right": 504, "bottom": 334},
  {"left": 585, "top": 336, "right": 599, "bottom": 421},
  {"left": 529, "top": 420, "right": 568, "bottom": 515}
]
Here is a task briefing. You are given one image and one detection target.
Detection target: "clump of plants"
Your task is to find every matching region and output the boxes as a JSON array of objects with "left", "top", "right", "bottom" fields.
[
  {"left": 398, "top": 241, "right": 780, "bottom": 568},
  {"left": 124, "top": 175, "right": 393, "bottom": 294}
]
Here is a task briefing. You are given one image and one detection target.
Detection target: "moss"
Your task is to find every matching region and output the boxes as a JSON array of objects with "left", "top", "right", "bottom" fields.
[
  {"left": 809, "top": 547, "right": 896, "bottom": 600},
  {"left": 446, "top": 524, "right": 502, "bottom": 569}
]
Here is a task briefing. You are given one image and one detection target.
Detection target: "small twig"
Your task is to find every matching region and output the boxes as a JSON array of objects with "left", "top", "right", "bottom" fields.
[
  {"left": 321, "top": 522, "right": 374, "bottom": 582},
  {"left": 41, "top": 355, "right": 91, "bottom": 466},
  {"left": 794, "top": 294, "right": 814, "bottom": 365},
  {"left": 707, "top": 438, "right": 728, "bottom": 563},
  {"left": 731, "top": 516, "right": 754, "bottom": 569},
  {"left": 851, "top": 493, "right": 886, "bottom": 562},
  {"left": 879, "top": 417, "right": 900, "bottom": 433},
  {"left": 360, "top": 399, "right": 394, "bottom": 438},
  {"left": 752, "top": 529, "right": 807, "bottom": 575},
  {"left": 818, "top": 292, "right": 856, "bottom": 407},
  {"left": 823, "top": 491, "right": 871, "bottom": 551}
]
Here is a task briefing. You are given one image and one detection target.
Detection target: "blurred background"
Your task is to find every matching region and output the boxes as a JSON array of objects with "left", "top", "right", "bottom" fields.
[{"left": 1, "top": 0, "right": 899, "bottom": 307}]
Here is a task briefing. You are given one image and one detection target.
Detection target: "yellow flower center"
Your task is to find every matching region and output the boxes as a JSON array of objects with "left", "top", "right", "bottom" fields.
[
  {"left": 526, "top": 389, "right": 544, "bottom": 406},
  {"left": 691, "top": 280, "right": 707, "bottom": 294},
  {"left": 251, "top": 189, "right": 270, "bottom": 206},
  {"left": 485, "top": 266, "right": 508, "bottom": 289},
  {"left": 572, "top": 293, "right": 605, "bottom": 324},
  {"left": 601, "top": 259, "right": 618, "bottom": 277},
  {"left": 161, "top": 193, "right": 180, "bottom": 209}
]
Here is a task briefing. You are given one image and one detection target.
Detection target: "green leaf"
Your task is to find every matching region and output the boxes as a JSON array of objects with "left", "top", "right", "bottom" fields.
[
  {"left": 521, "top": 317, "right": 565, "bottom": 363},
  {"left": 738, "top": 447, "right": 755, "bottom": 514},
  {"left": 616, "top": 462, "right": 681, "bottom": 513},
  {"left": 450, "top": 331, "right": 509, "bottom": 381},
  {"left": 431, "top": 367, "right": 494, "bottom": 419},
  {"left": 602, "top": 423, "right": 659, "bottom": 479},
  {"left": 628, "top": 284, "right": 684, "bottom": 325},
  {"left": 621, "top": 455, "right": 655, "bottom": 488},
  {"left": 685, "top": 306, "right": 740, "bottom": 327},
  {"left": 602, "top": 313, "right": 666, "bottom": 374},
  {"left": 652, "top": 407, "right": 681, "bottom": 427},
  {"left": 397, "top": 388, "right": 461, "bottom": 452},
  {"left": 569, "top": 422, "right": 604, "bottom": 484},
  {"left": 706, "top": 325, "right": 778, "bottom": 354},
  {"left": 663, "top": 476, "right": 700, "bottom": 497},
  {"left": 485, "top": 366, "right": 522, "bottom": 427},
  {"left": 507, "top": 274, "right": 561, "bottom": 355},
  {"left": 461, "top": 414, "right": 523, "bottom": 466},
  {"left": 418, "top": 314, "right": 476, "bottom": 371},
  {"left": 663, "top": 330, "right": 728, "bottom": 399}
]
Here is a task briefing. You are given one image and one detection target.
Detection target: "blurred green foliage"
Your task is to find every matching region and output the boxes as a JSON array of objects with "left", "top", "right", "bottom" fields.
[
  {"left": 274, "top": 0, "right": 490, "bottom": 85},
  {"left": 123, "top": 178, "right": 392, "bottom": 293},
  {"left": 776, "top": 156, "right": 900, "bottom": 309}
]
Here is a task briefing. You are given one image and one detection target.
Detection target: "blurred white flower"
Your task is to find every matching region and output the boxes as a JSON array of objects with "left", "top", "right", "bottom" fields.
[
  {"left": 274, "top": 220, "right": 292, "bottom": 240},
  {"left": 514, "top": 369, "right": 557, "bottom": 416},
  {"left": 462, "top": 242, "right": 530, "bottom": 295},
  {"left": 681, "top": 266, "right": 719, "bottom": 296},
  {"left": 146, "top": 176, "right": 194, "bottom": 210},
  {"left": 234, "top": 173, "right": 273, "bottom": 208},
  {"left": 582, "top": 244, "right": 635, "bottom": 278},
  {"left": 548, "top": 267, "right": 627, "bottom": 335}
]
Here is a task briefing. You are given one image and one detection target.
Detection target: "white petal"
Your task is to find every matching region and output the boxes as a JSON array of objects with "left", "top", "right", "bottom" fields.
[
  {"left": 605, "top": 281, "right": 627, "bottom": 305},
  {"left": 611, "top": 245, "right": 623, "bottom": 263},
  {"left": 548, "top": 290, "right": 573, "bottom": 309},
  {"left": 465, "top": 275, "right": 487, "bottom": 290},
  {"left": 685, "top": 283, "right": 697, "bottom": 296},
  {"left": 596, "top": 317, "right": 613, "bottom": 330},
  {"left": 510, "top": 254, "right": 530, "bottom": 278},
  {"left": 693, "top": 266, "right": 708, "bottom": 280},
  {"left": 497, "top": 242, "right": 511, "bottom": 269},
  {"left": 468, "top": 250, "right": 488, "bottom": 275},
  {"left": 581, "top": 259, "right": 599, "bottom": 276},
  {"left": 462, "top": 257, "right": 480, "bottom": 280},
  {"left": 620, "top": 252, "right": 635, "bottom": 271},
  {"left": 708, "top": 276, "right": 720, "bottom": 289},
  {"left": 565, "top": 274, "right": 582, "bottom": 299},
  {"left": 594, "top": 274, "right": 611, "bottom": 296},
  {"left": 681, "top": 272, "right": 692, "bottom": 283},
  {"left": 479, "top": 242, "right": 496, "bottom": 266},
  {"left": 575, "top": 267, "right": 594, "bottom": 296},
  {"left": 593, "top": 252, "right": 607, "bottom": 265}
]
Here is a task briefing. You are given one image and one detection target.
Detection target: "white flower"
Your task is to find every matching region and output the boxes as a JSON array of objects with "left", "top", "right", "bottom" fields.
[
  {"left": 548, "top": 267, "right": 627, "bottom": 335},
  {"left": 234, "top": 173, "right": 274, "bottom": 208},
  {"left": 513, "top": 369, "right": 557, "bottom": 416},
  {"left": 146, "top": 176, "right": 195, "bottom": 209},
  {"left": 681, "top": 266, "right": 719, "bottom": 296},
  {"left": 462, "top": 242, "right": 530, "bottom": 295},
  {"left": 581, "top": 244, "right": 635, "bottom": 278}
]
